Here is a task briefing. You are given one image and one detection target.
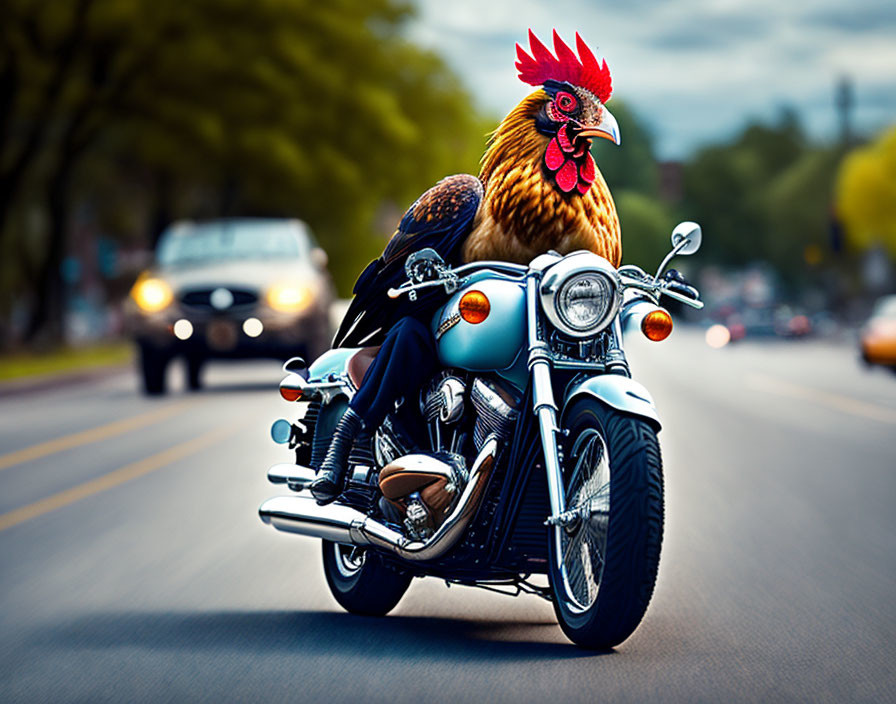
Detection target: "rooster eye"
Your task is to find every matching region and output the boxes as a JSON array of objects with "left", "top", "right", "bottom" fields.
[{"left": 556, "top": 91, "right": 578, "bottom": 113}]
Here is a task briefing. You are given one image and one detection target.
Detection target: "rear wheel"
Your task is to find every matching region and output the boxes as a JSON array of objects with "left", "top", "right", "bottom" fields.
[
  {"left": 321, "top": 541, "right": 412, "bottom": 616},
  {"left": 548, "top": 398, "right": 664, "bottom": 649}
]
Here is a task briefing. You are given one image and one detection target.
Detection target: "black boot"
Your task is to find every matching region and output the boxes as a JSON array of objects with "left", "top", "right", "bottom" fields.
[{"left": 309, "top": 408, "right": 363, "bottom": 505}]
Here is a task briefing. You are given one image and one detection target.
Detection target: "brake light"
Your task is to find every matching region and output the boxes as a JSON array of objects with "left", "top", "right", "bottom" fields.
[
  {"left": 641, "top": 308, "right": 673, "bottom": 341},
  {"left": 459, "top": 290, "right": 490, "bottom": 324}
]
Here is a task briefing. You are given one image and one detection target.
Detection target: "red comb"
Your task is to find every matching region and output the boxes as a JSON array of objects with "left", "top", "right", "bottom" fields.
[{"left": 515, "top": 29, "right": 612, "bottom": 103}]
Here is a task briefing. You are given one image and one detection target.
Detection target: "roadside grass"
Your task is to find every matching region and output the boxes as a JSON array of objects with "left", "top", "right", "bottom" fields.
[{"left": 0, "top": 341, "right": 133, "bottom": 382}]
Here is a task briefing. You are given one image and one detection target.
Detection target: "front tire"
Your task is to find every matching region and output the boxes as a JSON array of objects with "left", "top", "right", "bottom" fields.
[
  {"left": 321, "top": 541, "right": 412, "bottom": 616},
  {"left": 548, "top": 398, "right": 664, "bottom": 649},
  {"left": 186, "top": 355, "right": 204, "bottom": 391},
  {"left": 139, "top": 343, "right": 168, "bottom": 396}
]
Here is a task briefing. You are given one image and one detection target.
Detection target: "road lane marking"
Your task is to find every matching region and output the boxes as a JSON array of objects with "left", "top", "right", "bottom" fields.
[
  {"left": 0, "top": 424, "right": 231, "bottom": 531},
  {"left": 0, "top": 400, "right": 196, "bottom": 471},
  {"left": 746, "top": 373, "right": 896, "bottom": 425}
]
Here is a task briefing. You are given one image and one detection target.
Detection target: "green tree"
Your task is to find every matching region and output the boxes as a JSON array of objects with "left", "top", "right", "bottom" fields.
[
  {"left": 0, "top": 0, "right": 485, "bottom": 343},
  {"left": 592, "top": 99, "right": 659, "bottom": 197},
  {"left": 681, "top": 111, "right": 808, "bottom": 269},
  {"left": 615, "top": 191, "right": 671, "bottom": 268}
]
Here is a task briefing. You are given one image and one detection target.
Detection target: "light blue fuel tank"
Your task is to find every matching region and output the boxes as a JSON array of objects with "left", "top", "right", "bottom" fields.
[{"left": 432, "top": 277, "right": 526, "bottom": 373}]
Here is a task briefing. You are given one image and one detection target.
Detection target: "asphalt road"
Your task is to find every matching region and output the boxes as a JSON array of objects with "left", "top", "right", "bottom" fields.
[{"left": 1, "top": 329, "right": 894, "bottom": 703}]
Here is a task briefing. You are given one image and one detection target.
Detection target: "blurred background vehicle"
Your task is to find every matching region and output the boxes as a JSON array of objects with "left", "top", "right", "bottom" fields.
[
  {"left": 709, "top": 302, "right": 813, "bottom": 342},
  {"left": 124, "top": 218, "right": 333, "bottom": 395},
  {"left": 860, "top": 295, "right": 896, "bottom": 372}
]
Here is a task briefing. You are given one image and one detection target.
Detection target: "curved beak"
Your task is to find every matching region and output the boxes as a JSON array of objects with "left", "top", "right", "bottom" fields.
[{"left": 578, "top": 107, "right": 621, "bottom": 145}]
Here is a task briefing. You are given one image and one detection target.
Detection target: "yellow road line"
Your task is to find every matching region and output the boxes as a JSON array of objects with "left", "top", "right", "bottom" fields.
[
  {"left": 746, "top": 373, "right": 896, "bottom": 425},
  {"left": 0, "top": 400, "right": 195, "bottom": 471},
  {"left": 0, "top": 424, "right": 231, "bottom": 531}
]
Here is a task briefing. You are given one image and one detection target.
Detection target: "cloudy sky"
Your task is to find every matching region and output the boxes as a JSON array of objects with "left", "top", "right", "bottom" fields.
[{"left": 408, "top": 0, "right": 896, "bottom": 159}]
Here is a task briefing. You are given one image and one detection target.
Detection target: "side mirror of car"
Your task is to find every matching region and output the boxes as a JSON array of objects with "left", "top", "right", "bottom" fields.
[{"left": 310, "top": 248, "right": 328, "bottom": 270}]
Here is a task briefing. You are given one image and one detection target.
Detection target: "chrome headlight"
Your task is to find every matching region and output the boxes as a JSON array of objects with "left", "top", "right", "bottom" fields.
[{"left": 540, "top": 252, "right": 621, "bottom": 337}]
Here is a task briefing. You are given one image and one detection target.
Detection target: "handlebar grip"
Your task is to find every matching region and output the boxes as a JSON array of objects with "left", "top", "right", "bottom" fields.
[{"left": 666, "top": 280, "right": 700, "bottom": 300}]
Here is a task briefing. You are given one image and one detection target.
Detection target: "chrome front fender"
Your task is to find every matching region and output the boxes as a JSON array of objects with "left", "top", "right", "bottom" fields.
[{"left": 562, "top": 375, "right": 661, "bottom": 431}]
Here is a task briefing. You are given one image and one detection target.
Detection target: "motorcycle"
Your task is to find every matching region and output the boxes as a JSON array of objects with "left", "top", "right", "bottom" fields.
[{"left": 260, "top": 221, "right": 703, "bottom": 648}]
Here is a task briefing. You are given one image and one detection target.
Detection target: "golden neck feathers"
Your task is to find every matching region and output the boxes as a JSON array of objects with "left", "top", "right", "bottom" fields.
[{"left": 463, "top": 92, "right": 621, "bottom": 266}]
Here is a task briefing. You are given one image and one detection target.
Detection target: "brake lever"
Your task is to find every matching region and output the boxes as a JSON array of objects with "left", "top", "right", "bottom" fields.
[{"left": 387, "top": 276, "right": 460, "bottom": 300}]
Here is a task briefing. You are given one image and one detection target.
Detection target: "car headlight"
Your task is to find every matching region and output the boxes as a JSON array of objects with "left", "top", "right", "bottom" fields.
[
  {"left": 131, "top": 276, "right": 173, "bottom": 313},
  {"left": 540, "top": 252, "right": 621, "bottom": 337},
  {"left": 267, "top": 282, "right": 315, "bottom": 313}
]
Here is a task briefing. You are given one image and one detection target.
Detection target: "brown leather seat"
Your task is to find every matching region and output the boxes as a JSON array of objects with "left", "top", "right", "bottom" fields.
[{"left": 347, "top": 346, "right": 380, "bottom": 389}]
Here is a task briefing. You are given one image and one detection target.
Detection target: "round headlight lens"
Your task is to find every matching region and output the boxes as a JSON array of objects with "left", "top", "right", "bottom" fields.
[{"left": 556, "top": 273, "right": 613, "bottom": 331}]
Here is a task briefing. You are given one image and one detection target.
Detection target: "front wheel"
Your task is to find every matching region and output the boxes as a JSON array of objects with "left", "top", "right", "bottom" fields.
[
  {"left": 548, "top": 398, "right": 664, "bottom": 649},
  {"left": 138, "top": 343, "right": 168, "bottom": 396},
  {"left": 321, "top": 541, "right": 412, "bottom": 616}
]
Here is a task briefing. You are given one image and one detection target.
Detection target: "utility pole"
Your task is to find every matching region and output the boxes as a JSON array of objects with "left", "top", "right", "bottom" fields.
[{"left": 835, "top": 76, "right": 854, "bottom": 148}]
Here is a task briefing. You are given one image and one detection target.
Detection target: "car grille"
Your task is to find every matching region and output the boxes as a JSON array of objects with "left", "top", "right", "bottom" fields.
[{"left": 180, "top": 287, "right": 258, "bottom": 312}]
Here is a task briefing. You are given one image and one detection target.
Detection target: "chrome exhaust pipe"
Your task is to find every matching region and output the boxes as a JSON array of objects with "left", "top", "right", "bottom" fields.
[{"left": 259, "top": 437, "right": 498, "bottom": 562}]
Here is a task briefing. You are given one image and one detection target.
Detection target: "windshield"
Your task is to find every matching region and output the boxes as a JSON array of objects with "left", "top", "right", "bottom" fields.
[
  {"left": 872, "top": 296, "right": 896, "bottom": 318},
  {"left": 157, "top": 220, "right": 310, "bottom": 266}
]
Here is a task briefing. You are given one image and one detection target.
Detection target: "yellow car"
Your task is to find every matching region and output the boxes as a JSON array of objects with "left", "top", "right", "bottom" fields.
[
  {"left": 125, "top": 218, "right": 334, "bottom": 394},
  {"left": 860, "top": 295, "right": 896, "bottom": 371}
]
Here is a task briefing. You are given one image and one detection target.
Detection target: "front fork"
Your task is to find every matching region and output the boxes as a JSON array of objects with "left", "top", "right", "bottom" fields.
[{"left": 525, "top": 277, "right": 566, "bottom": 522}]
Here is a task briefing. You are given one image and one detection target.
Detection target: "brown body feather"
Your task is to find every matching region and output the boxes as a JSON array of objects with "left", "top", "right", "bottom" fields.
[{"left": 462, "top": 92, "right": 621, "bottom": 266}]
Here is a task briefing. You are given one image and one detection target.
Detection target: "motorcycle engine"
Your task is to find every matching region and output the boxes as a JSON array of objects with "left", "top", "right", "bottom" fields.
[
  {"left": 470, "top": 378, "right": 519, "bottom": 450},
  {"left": 376, "top": 373, "right": 520, "bottom": 539}
]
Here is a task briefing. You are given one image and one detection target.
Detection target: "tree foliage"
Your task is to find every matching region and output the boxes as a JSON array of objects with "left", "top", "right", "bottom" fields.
[
  {"left": 0, "top": 0, "right": 486, "bottom": 342},
  {"left": 836, "top": 126, "right": 896, "bottom": 258}
]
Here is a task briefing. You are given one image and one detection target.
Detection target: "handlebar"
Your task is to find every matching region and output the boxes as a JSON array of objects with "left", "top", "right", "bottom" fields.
[
  {"left": 387, "top": 260, "right": 528, "bottom": 299},
  {"left": 388, "top": 257, "right": 702, "bottom": 309}
]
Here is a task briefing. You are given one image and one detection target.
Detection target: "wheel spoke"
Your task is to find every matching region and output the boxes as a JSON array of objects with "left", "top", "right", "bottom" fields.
[{"left": 557, "top": 428, "right": 611, "bottom": 612}]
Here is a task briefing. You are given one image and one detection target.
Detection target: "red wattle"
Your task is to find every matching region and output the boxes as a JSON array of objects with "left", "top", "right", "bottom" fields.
[
  {"left": 557, "top": 124, "right": 575, "bottom": 153},
  {"left": 556, "top": 160, "right": 578, "bottom": 192},
  {"left": 545, "top": 138, "right": 564, "bottom": 171},
  {"left": 577, "top": 181, "right": 591, "bottom": 195},
  {"left": 580, "top": 153, "right": 595, "bottom": 184}
]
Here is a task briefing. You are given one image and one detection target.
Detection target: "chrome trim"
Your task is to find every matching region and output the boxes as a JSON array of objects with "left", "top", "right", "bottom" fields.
[
  {"left": 259, "top": 437, "right": 499, "bottom": 561},
  {"left": 438, "top": 377, "right": 466, "bottom": 424},
  {"left": 539, "top": 251, "right": 622, "bottom": 338},
  {"left": 435, "top": 311, "right": 461, "bottom": 340},
  {"left": 621, "top": 299, "right": 661, "bottom": 336},
  {"left": 526, "top": 276, "right": 566, "bottom": 521},
  {"left": 267, "top": 463, "right": 317, "bottom": 488}
]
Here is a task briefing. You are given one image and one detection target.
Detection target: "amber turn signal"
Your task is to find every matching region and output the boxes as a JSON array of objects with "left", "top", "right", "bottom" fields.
[
  {"left": 279, "top": 374, "right": 304, "bottom": 401},
  {"left": 459, "top": 290, "right": 490, "bottom": 324},
  {"left": 641, "top": 308, "right": 673, "bottom": 341}
]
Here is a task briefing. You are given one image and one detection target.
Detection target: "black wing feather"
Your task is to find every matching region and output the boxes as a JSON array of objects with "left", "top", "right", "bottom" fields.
[{"left": 334, "top": 175, "right": 482, "bottom": 348}]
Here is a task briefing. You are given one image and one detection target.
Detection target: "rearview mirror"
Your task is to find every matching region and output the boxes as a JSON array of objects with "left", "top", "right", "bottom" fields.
[
  {"left": 310, "top": 248, "right": 329, "bottom": 270},
  {"left": 671, "top": 222, "right": 702, "bottom": 256},
  {"left": 283, "top": 357, "right": 306, "bottom": 373}
]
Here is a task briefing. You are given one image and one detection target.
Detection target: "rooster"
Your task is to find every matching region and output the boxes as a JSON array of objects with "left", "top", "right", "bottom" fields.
[{"left": 335, "top": 29, "right": 621, "bottom": 348}]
